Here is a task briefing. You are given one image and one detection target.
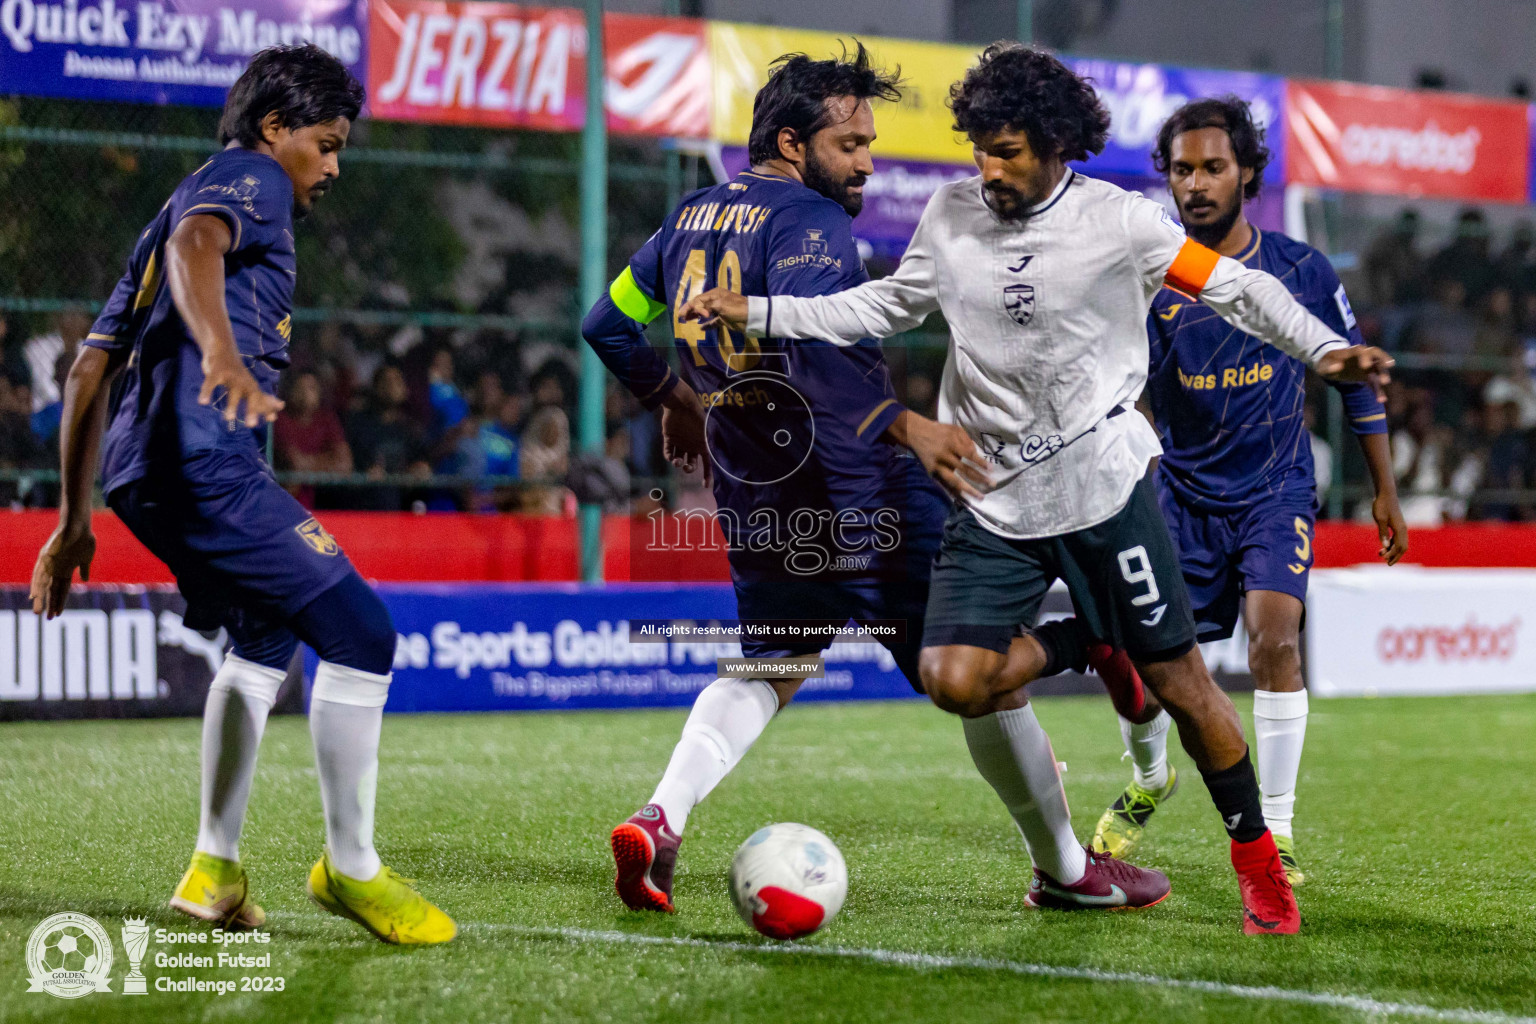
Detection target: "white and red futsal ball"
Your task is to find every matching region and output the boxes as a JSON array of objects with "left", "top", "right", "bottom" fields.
[{"left": 729, "top": 823, "right": 848, "bottom": 940}]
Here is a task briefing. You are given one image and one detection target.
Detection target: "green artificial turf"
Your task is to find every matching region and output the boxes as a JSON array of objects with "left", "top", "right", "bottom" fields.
[{"left": 1, "top": 693, "right": 1533, "bottom": 1023}]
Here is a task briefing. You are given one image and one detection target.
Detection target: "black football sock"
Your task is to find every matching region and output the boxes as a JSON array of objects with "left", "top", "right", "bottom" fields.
[
  {"left": 1029, "top": 616, "right": 1093, "bottom": 678},
  {"left": 1200, "top": 751, "right": 1268, "bottom": 843}
]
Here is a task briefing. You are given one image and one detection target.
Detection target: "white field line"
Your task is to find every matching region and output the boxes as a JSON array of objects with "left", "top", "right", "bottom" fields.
[{"left": 272, "top": 912, "right": 1536, "bottom": 1024}]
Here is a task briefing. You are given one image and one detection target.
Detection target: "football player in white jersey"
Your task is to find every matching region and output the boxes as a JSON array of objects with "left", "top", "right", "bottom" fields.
[{"left": 682, "top": 44, "right": 1394, "bottom": 935}]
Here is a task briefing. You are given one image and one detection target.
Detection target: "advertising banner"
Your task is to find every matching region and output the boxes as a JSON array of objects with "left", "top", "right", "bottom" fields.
[
  {"left": 1065, "top": 59, "right": 1286, "bottom": 182},
  {"left": 1286, "top": 79, "right": 1529, "bottom": 202},
  {"left": 1305, "top": 568, "right": 1536, "bottom": 697},
  {"left": 0, "top": 0, "right": 365, "bottom": 106},
  {"left": 367, "top": 3, "right": 708, "bottom": 136},
  {"left": 364, "top": 582, "right": 1250, "bottom": 714},
  {"left": 0, "top": 586, "right": 302, "bottom": 720},
  {"left": 707, "top": 21, "right": 975, "bottom": 165}
]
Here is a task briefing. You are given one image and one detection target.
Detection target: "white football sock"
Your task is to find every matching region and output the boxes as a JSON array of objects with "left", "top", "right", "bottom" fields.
[
  {"left": 195, "top": 654, "right": 285, "bottom": 862},
  {"left": 310, "top": 662, "right": 390, "bottom": 881},
  {"left": 963, "top": 706, "right": 1086, "bottom": 884},
  {"left": 1253, "top": 688, "right": 1309, "bottom": 839},
  {"left": 648, "top": 678, "right": 779, "bottom": 833},
  {"left": 1119, "top": 709, "right": 1172, "bottom": 791}
]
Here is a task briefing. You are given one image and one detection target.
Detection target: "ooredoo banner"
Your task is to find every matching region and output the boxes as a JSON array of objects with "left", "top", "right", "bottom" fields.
[
  {"left": 1285, "top": 79, "right": 1529, "bottom": 202},
  {"left": 1305, "top": 568, "right": 1536, "bottom": 697},
  {"left": 0, "top": 0, "right": 365, "bottom": 106},
  {"left": 367, "top": 3, "right": 708, "bottom": 136}
]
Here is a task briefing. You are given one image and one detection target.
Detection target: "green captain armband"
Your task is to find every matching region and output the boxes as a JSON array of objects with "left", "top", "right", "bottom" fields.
[{"left": 610, "top": 266, "right": 667, "bottom": 324}]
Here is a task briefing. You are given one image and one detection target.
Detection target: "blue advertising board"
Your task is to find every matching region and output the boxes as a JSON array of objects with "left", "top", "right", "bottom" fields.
[
  {"left": 0, "top": 0, "right": 365, "bottom": 106},
  {"left": 361, "top": 583, "right": 925, "bottom": 713},
  {"left": 1064, "top": 58, "right": 1286, "bottom": 183},
  {"left": 299, "top": 583, "right": 1251, "bottom": 713}
]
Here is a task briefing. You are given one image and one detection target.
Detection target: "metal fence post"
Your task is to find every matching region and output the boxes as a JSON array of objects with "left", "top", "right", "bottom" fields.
[{"left": 578, "top": 0, "right": 608, "bottom": 584}]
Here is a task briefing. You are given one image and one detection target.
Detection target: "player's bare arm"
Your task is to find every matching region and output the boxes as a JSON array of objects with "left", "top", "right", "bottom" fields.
[
  {"left": 883, "top": 409, "right": 990, "bottom": 500},
  {"left": 166, "top": 212, "right": 285, "bottom": 428},
  {"left": 29, "top": 344, "right": 127, "bottom": 618},
  {"left": 659, "top": 378, "right": 711, "bottom": 483},
  {"left": 1358, "top": 431, "right": 1408, "bottom": 564}
]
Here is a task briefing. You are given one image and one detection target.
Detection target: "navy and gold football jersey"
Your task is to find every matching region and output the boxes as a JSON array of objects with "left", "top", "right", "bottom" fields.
[
  {"left": 84, "top": 147, "right": 296, "bottom": 494},
  {"left": 1146, "top": 228, "right": 1387, "bottom": 513},
  {"left": 584, "top": 170, "right": 945, "bottom": 582}
]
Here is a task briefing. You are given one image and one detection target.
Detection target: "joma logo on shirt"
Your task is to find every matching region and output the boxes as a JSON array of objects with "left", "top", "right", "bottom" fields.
[{"left": 1177, "top": 361, "right": 1275, "bottom": 391}]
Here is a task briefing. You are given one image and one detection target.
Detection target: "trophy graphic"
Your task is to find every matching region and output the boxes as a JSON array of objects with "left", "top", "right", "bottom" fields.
[{"left": 121, "top": 918, "right": 149, "bottom": 995}]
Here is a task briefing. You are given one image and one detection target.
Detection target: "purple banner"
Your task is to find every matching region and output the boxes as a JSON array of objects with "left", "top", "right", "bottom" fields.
[
  {"left": 720, "top": 146, "right": 973, "bottom": 258},
  {"left": 0, "top": 0, "right": 365, "bottom": 107},
  {"left": 1064, "top": 58, "right": 1286, "bottom": 183}
]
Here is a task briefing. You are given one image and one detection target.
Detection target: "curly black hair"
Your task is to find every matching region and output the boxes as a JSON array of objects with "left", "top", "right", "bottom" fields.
[
  {"left": 747, "top": 41, "right": 903, "bottom": 165},
  {"left": 1152, "top": 96, "right": 1271, "bottom": 200},
  {"left": 948, "top": 43, "right": 1110, "bottom": 162},
  {"left": 219, "top": 44, "right": 365, "bottom": 148}
]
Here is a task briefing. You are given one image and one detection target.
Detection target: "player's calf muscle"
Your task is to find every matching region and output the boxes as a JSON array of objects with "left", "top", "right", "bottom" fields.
[{"left": 1135, "top": 648, "right": 1247, "bottom": 771}]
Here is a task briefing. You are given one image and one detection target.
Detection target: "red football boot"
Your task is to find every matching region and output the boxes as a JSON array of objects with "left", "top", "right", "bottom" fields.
[
  {"left": 1087, "top": 643, "right": 1147, "bottom": 721},
  {"left": 1231, "top": 831, "right": 1301, "bottom": 934},
  {"left": 610, "top": 804, "right": 681, "bottom": 913},
  {"left": 1025, "top": 847, "right": 1171, "bottom": 910}
]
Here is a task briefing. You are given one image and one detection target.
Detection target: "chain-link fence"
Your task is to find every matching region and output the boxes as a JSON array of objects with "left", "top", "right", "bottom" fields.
[{"left": 4, "top": 95, "right": 1534, "bottom": 525}]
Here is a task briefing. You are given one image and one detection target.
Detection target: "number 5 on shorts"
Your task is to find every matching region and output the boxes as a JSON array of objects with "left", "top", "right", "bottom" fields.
[{"left": 1117, "top": 545, "right": 1161, "bottom": 606}]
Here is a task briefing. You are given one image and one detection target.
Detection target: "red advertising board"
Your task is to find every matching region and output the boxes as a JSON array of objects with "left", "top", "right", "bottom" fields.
[
  {"left": 368, "top": 2, "right": 707, "bottom": 136},
  {"left": 1286, "top": 79, "right": 1528, "bottom": 202}
]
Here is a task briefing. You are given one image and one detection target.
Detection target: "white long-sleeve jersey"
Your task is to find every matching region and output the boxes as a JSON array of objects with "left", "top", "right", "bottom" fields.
[{"left": 744, "top": 170, "right": 1349, "bottom": 539}]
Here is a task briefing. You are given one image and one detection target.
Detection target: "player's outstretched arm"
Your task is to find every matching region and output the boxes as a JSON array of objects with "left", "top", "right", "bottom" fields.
[
  {"left": 166, "top": 214, "right": 284, "bottom": 428},
  {"left": 680, "top": 207, "right": 941, "bottom": 345},
  {"left": 1173, "top": 246, "right": 1395, "bottom": 400},
  {"left": 30, "top": 345, "right": 125, "bottom": 618}
]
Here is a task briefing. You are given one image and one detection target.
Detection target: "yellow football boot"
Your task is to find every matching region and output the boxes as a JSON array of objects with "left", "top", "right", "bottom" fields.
[
  {"left": 169, "top": 851, "right": 266, "bottom": 929},
  {"left": 1090, "top": 766, "right": 1180, "bottom": 860},
  {"left": 1273, "top": 832, "right": 1306, "bottom": 887},
  {"left": 306, "top": 853, "right": 456, "bottom": 945}
]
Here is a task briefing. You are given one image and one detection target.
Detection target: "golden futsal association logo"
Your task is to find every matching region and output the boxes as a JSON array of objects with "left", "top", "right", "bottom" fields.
[{"left": 25, "top": 913, "right": 114, "bottom": 999}]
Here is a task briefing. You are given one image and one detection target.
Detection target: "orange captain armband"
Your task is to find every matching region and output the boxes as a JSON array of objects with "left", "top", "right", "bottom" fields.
[{"left": 1164, "top": 238, "right": 1221, "bottom": 297}]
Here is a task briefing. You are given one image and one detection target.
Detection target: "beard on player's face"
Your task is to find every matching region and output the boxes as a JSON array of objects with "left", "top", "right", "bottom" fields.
[
  {"left": 975, "top": 131, "right": 1058, "bottom": 223},
  {"left": 802, "top": 143, "right": 867, "bottom": 217},
  {"left": 981, "top": 162, "right": 1056, "bottom": 223},
  {"left": 1177, "top": 187, "right": 1243, "bottom": 248}
]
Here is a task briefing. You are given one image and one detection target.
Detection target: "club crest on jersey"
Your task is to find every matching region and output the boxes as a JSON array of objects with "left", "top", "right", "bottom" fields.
[
  {"left": 1004, "top": 283, "right": 1035, "bottom": 326},
  {"left": 295, "top": 517, "right": 339, "bottom": 557},
  {"left": 802, "top": 229, "right": 827, "bottom": 256}
]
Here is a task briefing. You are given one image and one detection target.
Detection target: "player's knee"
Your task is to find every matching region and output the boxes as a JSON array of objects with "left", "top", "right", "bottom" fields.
[
  {"left": 919, "top": 648, "right": 995, "bottom": 717},
  {"left": 1247, "top": 630, "right": 1301, "bottom": 677}
]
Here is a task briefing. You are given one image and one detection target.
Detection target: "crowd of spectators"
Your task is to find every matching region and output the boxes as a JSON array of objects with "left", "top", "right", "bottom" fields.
[
  {"left": 1354, "top": 207, "right": 1536, "bottom": 523},
  {"left": 6, "top": 204, "right": 1536, "bottom": 523}
]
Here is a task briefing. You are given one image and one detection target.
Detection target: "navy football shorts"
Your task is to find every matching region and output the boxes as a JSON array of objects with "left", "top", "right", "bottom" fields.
[
  {"left": 1156, "top": 480, "right": 1315, "bottom": 643},
  {"left": 107, "top": 448, "right": 356, "bottom": 636}
]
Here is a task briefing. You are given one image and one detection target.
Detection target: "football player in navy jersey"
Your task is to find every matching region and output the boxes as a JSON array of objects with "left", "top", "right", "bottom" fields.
[
  {"left": 29, "top": 45, "right": 454, "bottom": 944},
  {"left": 1080, "top": 98, "right": 1408, "bottom": 883},
  {"left": 582, "top": 44, "right": 1111, "bottom": 915}
]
